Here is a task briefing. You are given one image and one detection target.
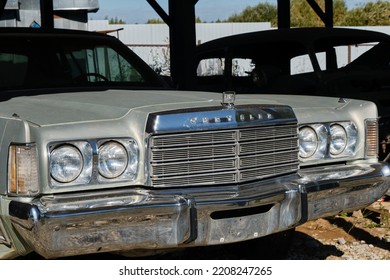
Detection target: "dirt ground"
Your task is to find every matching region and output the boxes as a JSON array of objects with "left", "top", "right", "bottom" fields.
[{"left": 286, "top": 198, "right": 390, "bottom": 260}]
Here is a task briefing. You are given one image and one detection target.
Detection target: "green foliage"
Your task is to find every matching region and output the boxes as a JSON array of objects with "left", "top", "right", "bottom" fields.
[
  {"left": 147, "top": 17, "right": 202, "bottom": 24},
  {"left": 108, "top": 17, "right": 126, "bottom": 24},
  {"left": 226, "top": 3, "right": 278, "bottom": 26},
  {"left": 223, "top": 0, "right": 390, "bottom": 27},
  {"left": 290, "top": 0, "right": 348, "bottom": 26},
  {"left": 344, "top": 1, "right": 390, "bottom": 26},
  {"left": 147, "top": 18, "right": 165, "bottom": 24}
]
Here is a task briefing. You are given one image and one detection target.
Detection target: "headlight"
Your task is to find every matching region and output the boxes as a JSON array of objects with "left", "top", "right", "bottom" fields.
[
  {"left": 299, "top": 126, "right": 317, "bottom": 158},
  {"left": 330, "top": 124, "right": 347, "bottom": 155},
  {"left": 49, "top": 138, "right": 139, "bottom": 187},
  {"left": 299, "top": 124, "right": 327, "bottom": 159},
  {"left": 330, "top": 122, "right": 357, "bottom": 158},
  {"left": 299, "top": 122, "right": 357, "bottom": 162},
  {"left": 97, "top": 138, "right": 139, "bottom": 183},
  {"left": 98, "top": 141, "right": 128, "bottom": 179},
  {"left": 49, "top": 142, "right": 93, "bottom": 186},
  {"left": 50, "top": 145, "right": 83, "bottom": 183}
]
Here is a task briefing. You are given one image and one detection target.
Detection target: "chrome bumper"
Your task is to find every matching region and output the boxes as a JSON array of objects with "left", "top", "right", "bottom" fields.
[{"left": 9, "top": 163, "right": 390, "bottom": 259}]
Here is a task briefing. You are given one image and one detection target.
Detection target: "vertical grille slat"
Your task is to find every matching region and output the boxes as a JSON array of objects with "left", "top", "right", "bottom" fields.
[{"left": 150, "top": 123, "right": 298, "bottom": 187}]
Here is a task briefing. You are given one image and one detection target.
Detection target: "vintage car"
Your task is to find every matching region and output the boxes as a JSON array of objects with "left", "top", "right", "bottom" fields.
[
  {"left": 0, "top": 27, "right": 389, "bottom": 259},
  {"left": 196, "top": 27, "right": 390, "bottom": 162}
]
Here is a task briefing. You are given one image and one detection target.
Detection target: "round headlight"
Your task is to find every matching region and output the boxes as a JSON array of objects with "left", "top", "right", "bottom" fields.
[
  {"left": 98, "top": 141, "right": 128, "bottom": 179},
  {"left": 330, "top": 124, "right": 347, "bottom": 155},
  {"left": 50, "top": 145, "right": 83, "bottom": 183},
  {"left": 299, "top": 126, "right": 318, "bottom": 158}
]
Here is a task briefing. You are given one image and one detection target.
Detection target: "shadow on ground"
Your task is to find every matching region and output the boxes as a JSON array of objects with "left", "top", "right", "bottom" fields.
[{"left": 325, "top": 216, "right": 390, "bottom": 252}]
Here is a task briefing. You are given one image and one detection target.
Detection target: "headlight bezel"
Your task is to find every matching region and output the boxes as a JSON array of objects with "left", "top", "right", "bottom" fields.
[
  {"left": 299, "top": 121, "right": 358, "bottom": 162},
  {"left": 48, "top": 138, "right": 139, "bottom": 188}
]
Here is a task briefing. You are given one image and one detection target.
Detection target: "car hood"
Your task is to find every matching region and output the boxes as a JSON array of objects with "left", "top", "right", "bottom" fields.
[{"left": 0, "top": 89, "right": 357, "bottom": 126}]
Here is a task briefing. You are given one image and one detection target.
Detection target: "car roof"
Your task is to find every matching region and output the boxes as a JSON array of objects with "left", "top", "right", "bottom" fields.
[
  {"left": 0, "top": 27, "right": 115, "bottom": 40},
  {"left": 196, "top": 27, "right": 390, "bottom": 57}
]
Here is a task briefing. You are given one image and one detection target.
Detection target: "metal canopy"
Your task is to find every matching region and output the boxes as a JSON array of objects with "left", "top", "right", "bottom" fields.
[{"left": 0, "top": 0, "right": 335, "bottom": 89}]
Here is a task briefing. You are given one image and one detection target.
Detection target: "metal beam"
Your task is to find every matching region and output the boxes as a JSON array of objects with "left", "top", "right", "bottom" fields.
[
  {"left": 306, "top": 0, "right": 333, "bottom": 27},
  {"left": 40, "top": 0, "right": 54, "bottom": 28},
  {"left": 168, "top": 0, "right": 197, "bottom": 89},
  {"left": 324, "top": 0, "right": 334, "bottom": 27},
  {"left": 145, "top": 0, "right": 336, "bottom": 88},
  {"left": 277, "top": 0, "right": 290, "bottom": 28},
  {"left": 147, "top": 0, "right": 198, "bottom": 89},
  {"left": 146, "top": 0, "right": 170, "bottom": 25},
  {"left": 0, "top": 0, "right": 7, "bottom": 17}
]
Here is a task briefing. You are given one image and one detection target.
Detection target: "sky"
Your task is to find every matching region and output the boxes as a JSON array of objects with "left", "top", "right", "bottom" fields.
[{"left": 90, "top": 0, "right": 375, "bottom": 24}]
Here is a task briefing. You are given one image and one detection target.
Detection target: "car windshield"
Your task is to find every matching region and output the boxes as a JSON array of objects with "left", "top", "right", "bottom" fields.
[{"left": 0, "top": 34, "right": 165, "bottom": 93}]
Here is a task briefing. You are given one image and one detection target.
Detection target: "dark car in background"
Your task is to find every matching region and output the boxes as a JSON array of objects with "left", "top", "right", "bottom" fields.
[{"left": 196, "top": 27, "right": 390, "bottom": 161}]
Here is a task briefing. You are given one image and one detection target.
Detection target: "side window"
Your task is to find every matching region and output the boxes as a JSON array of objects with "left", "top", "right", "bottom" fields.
[
  {"left": 0, "top": 53, "right": 28, "bottom": 87},
  {"left": 232, "top": 58, "right": 254, "bottom": 77},
  {"left": 335, "top": 43, "right": 379, "bottom": 67},
  {"left": 197, "top": 58, "right": 254, "bottom": 77},
  {"left": 291, "top": 42, "right": 381, "bottom": 75},
  {"left": 197, "top": 58, "right": 225, "bottom": 76},
  {"left": 291, "top": 52, "right": 336, "bottom": 74},
  {"left": 65, "top": 46, "right": 144, "bottom": 83},
  {"left": 290, "top": 54, "right": 315, "bottom": 75}
]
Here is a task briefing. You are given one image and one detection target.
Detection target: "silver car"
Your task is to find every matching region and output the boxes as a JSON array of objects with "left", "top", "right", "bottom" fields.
[{"left": 0, "top": 27, "right": 389, "bottom": 259}]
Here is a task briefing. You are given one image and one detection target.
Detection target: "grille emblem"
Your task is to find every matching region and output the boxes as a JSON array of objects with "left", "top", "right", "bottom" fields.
[{"left": 222, "top": 91, "right": 236, "bottom": 109}]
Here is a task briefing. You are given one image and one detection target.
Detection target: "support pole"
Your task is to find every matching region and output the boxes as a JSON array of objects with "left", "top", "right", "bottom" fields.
[
  {"left": 40, "top": 0, "right": 54, "bottom": 28},
  {"left": 306, "top": 0, "right": 333, "bottom": 27},
  {"left": 277, "top": 0, "right": 290, "bottom": 28},
  {"left": 168, "top": 0, "right": 197, "bottom": 89},
  {"left": 324, "top": 0, "right": 333, "bottom": 27},
  {"left": 0, "top": 0, "right": 7, "bottom": 17}
]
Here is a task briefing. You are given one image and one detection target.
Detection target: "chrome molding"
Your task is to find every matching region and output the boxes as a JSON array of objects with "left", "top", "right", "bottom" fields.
[{"left": 146, "top": 105, "right": 297, "bottom": 134}]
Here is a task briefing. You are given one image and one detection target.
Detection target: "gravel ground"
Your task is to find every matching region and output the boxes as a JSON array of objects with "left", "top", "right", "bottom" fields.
[{"left": 286, "top": 200, "right": 390, "bottom": 260}]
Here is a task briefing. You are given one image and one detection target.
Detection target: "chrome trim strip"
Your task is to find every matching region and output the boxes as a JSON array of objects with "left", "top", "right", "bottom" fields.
[{"left": 146, "top": 105, "right": 297, "bottom": 134}]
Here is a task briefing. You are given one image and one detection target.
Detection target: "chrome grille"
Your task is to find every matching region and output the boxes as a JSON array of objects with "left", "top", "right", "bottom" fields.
[{"left": 149, "top": 123, "right": 299, "bottom": 187}]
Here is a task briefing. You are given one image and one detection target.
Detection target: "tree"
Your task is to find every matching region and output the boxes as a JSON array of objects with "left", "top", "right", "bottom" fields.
[
  {"left": 223, "top": 0, "right": 389, "bottom": 27},
  {"left": 344, "top": 1, "right": 390, "bottom": 26},
  {"left": 108, "top": 17, "right": 126, "bottom": 24},
  {"left": 226, "top": 3, "right": 278, "bottom": 26},
  {"left": 147, "top": 18, "right": 165, "bottom": 24},
  {"left": 147, "top": 17, "right": 202, "bottom": 24},
  {"left": 290, "top": 0, "right": 347, "bottom": 27}
]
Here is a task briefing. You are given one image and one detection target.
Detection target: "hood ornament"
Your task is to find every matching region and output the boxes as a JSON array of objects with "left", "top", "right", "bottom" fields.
[{"left": 221, "top": 91, "right": 236, "bottom": 109}]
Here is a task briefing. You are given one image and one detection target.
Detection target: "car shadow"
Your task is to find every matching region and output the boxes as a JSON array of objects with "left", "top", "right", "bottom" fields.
[
  {"left": 324, "top": 216, "right": 390, "bottom": 252},
  {"left": 285, "top": 231, "right": 344, "bottom": 260}
]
